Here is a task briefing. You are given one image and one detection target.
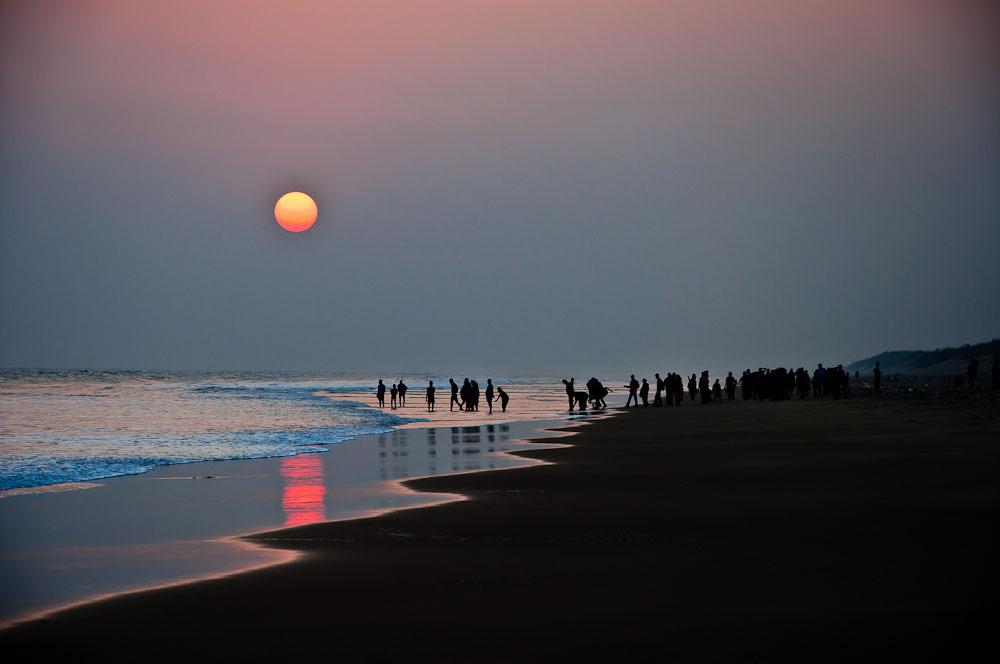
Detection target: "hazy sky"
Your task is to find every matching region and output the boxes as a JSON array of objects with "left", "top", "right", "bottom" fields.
[{"left": 2, "top": 0, "right": 998, "bottom": 375}]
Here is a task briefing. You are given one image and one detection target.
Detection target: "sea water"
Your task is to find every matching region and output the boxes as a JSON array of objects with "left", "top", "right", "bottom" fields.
[
  {"left": 0, "top": 371, "right": 592, "bottom": 623},
  {"left": 0, "top": 370, "right": 570, "bottom": 491}
]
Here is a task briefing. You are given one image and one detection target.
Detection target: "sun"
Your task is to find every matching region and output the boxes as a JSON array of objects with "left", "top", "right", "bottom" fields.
[{"left": 274, "top": 192, "right": 318, "bottom": 233}]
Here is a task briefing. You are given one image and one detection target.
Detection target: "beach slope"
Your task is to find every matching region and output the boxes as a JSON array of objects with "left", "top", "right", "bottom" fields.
[{"left": 4, "top": 397, "right": 998, "bottom": 661}]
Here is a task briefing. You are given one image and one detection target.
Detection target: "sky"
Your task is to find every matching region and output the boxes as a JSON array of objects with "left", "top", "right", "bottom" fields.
[{"left": 1, "top": 0, "right": 998, "bottom": 376}]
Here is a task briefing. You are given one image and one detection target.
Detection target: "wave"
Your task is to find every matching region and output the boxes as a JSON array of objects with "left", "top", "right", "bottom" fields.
[{"left": 0, "top": 375, "right": 430, "bottom": 491}]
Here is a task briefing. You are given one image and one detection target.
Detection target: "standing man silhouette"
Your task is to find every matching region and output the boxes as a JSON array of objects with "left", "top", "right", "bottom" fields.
[
  {"left": 639, "top": 378, "right": 650, "bottom": 407},
  {"left": 654, "top": 373, "right": 663, "bottom": 407},
  {"left": 390, "top": 384, "right": 398, "bottom": 409},
  {"left": 425, "top": 380, "right": 435, "bottom": 412},
  {"left": 376, "top": 380, "right": 386, "bottom": 407},
  {"left": 699, "top": 371, "right": 710, "bottom": 405},
  {"left": 564, "top": 378, "right": 576, "bottom": 411},
  {"left": 397, "top": 380, "right": 407, "bottom": 406},
  {"left": 486, "top": 379, "right": 495, "bottom": 414},
  {"left": 873, "top": 362, "right": 882, "bottom": 395},
  {"left": 449, "top": 378, "right": 461, "bottom": 411}
]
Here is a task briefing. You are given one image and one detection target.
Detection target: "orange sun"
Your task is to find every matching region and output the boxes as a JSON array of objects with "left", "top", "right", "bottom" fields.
[{"left": 274, "top": 192, "right": 318, "bottom": 233}]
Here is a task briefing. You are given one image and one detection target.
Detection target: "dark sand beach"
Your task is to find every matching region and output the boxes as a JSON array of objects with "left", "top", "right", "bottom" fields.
[{"left": 4, "top": 395, "right": 998, "bottom": 662}]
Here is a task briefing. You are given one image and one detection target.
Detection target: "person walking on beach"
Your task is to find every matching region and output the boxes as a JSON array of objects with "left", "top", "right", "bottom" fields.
[
  {"left": 564, "top": 378, "right": 575, "bottom": 411},
  {"left": 624, "top": 375, "right": 640, "bottom": 408},
  {"left": 426, "top": 380, "right": 435, "bottom": 411},
  {"left": 495, "top": 386, "right": 510, "bottom": 412},
  {"left": 639, "top": 378, "right": 650, "bottom": 407},
  {"left": 654, "top": 373, "right": 664, "bottom": 407},
  {"left": 699, "top": 371, "right": 710, "bottom": 405},
  {"left": 873, "top": 362, "right": 882, "bottom": 395},
  {"left": 376, "top": 380, "right": 386, "bottom": 407},
  {"left": 397, "top": 380, "right": 407, "bottom": 406},
  {"left": 390, "top": 383, "right": 398, "bottom": 409},
  {"left": 688, "top": 374, "right": 698, "bottom": 402},
  {"left": 725, "top": 372, "right": 737, "bottom": 401},
  {"left": 486, "top": 379, "right": 495, "bottom": 414},
  {"left": 712, "top": 378, "right": 722, "bottom": 403},
  {"left": 449, "top": 378, "right": 461, "bottom": 411}
]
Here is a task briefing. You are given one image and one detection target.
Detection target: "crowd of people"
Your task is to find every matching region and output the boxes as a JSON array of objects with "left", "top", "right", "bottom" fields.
[
  {"left": 571, "top": 363, "right": 867, "bottom": 409},
  {"left": 740, "top": 364, "right": 854, "bottom": 401},
  {"left": 375, "top": 378, "right": 509, "bottom": 413},
  {"left": 375, "top": 356, "right": 999, "bottom": 418}
]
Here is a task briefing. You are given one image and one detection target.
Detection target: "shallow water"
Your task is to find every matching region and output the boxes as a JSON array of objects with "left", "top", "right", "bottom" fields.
[
  {"left": 0, "top": 371, "right": 577, "bottom": 491},
  {"left": 0, "top": 418, "right": 588, "bottom": 625}
]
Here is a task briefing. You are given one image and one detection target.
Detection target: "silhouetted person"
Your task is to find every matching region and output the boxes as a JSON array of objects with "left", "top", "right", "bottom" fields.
[
  {"left": 725, "top": 372, "right": 737, "bottom": 401},
  {"left": 563, "top": 378, "right": 575, "bottom": 410},
  {"left": 795, "top": 368, "right": 809, "bottom": 399},
  {"left": 496, "top": 387, "right": 509, "bottom": 412},
  {"left": 639, "top": 378, "right": 650, "bottom": 407},
  {"left": 672, "top": 373, "right": 684, "bottom": 406},
  {"left": 426, "top": 381, "right": 435, "bottom": 411},
  {"left": 460, "top": 378, "right": 472, "bottom": 411},
  {"left": 967, "top": 357, "right": 980, "bottom": 391},
  {"left": 624, "top": 375, "right": 640, "bottom": 408},
  {"left": 471, "top": 379, "right": 480, "bottom": 411},
  {"left": 813, "top": 364, "right": 826, "bottom": 397},
  {"left": 376, "top": 380, "right": 386, "bottom": 407},
  {"left": 486, "top": 379, "right": 495, "bottom": 414},
  {"left": 699, "top": 371, "right": 710, "bottom": 405},
  {"left": 390, "top": 384, "right": 398, "bottom": 409},
  {"left": 397, "top": 380, "right": 407, "bottom": 406},
  {"left": 873, "top": 362, "right": 882, "bottom": 395},
  {"left": 712, "top": 378, "right": 722, "bottom": 403},
  {"left": 587, "top": 377, "right": 608, "bottom": 409},
  {"left": 449, "top": 378, "right": 461, "bottom": 411},
  {"left": 688, "top": 374, "right": 697, "bottom": 401}
]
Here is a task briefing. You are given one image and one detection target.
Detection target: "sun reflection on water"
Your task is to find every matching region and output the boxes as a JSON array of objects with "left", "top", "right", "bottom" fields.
[{"left": 280, "top": 455, "right": 326, "bottom": 527}]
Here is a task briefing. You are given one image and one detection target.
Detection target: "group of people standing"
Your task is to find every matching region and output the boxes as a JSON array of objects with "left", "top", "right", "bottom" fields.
[
  {"left": 604, "top": 363, "right": 871, "bottom": 408},
  {"left": 614, "top": 372, "right": 737, "bottom": 407},
  {"left": 741, "top": 364, "right": 853, "bottom": 401},
  {"left": 376, "top": 378, "right": 509, "bottom": 413}
]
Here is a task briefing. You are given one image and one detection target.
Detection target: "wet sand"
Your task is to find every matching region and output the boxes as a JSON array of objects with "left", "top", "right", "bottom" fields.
[
  {"left": 0, "top": 419, "right": 573, "bottom": 625},
  {"left": 4, "top": 396, "right": 999, "bottom": 661}
]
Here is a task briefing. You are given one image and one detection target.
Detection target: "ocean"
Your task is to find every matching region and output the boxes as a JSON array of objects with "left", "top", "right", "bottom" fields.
[
  {"left": 0, "top": 370, "right": 584, "bottom": 623},
  {"left": 0, "top": 370, "right": 570, "bottom": 492}
]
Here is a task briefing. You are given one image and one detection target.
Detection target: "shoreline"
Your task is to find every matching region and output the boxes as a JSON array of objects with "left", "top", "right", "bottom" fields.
[
  {"left": 4, "top": 395, "right": 998, "bottom": 660},
  {"left": 0, "top": 412, "right": 594, "bottom": 627},
  {"left": 0, "top": 383, "right": 580, "bottom": 499}
]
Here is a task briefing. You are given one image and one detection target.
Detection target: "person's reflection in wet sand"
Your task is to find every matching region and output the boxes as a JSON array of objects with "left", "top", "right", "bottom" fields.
[
  {"left": 377, "top": 434, "right": 388, "bottom": 480},
  {"left": 427, "top": 428, "right": 437, "bottom": 474}
]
